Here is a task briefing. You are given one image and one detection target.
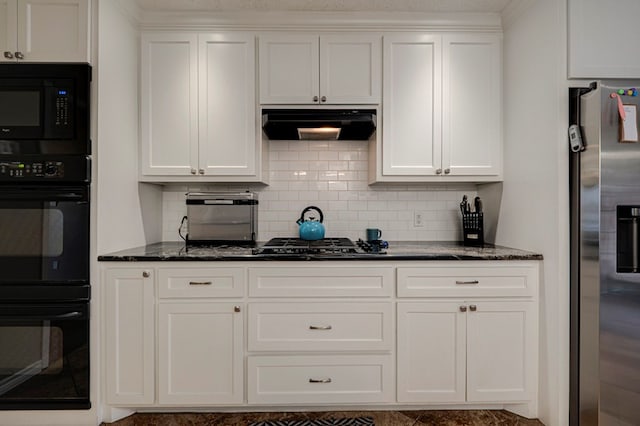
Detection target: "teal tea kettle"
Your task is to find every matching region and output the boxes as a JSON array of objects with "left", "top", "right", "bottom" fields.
[{"left": 296, "top": 206, "right": 325, "bottom": 241}]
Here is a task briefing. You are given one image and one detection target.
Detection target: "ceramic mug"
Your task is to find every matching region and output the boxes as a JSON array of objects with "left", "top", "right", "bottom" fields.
[{"left": 366, "top": 228, "right": 382, "bottom": 242}]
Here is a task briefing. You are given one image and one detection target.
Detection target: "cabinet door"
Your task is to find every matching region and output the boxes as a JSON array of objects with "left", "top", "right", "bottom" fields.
[
  {"left": 16, "top": 0, "right": 88, "bottom": 62},
  {"left": 0, "top": 0, "right": 17, "bottom": 62},
  {"left": 158, "top": 302, "right": 243, "bottom": 405},
  {"left": 466, "top": 301, "right": 536, "bottom": 402},
  {"left": 104, "top": 268, "right": 155, "bottom": 405},
  {"left": 199, "top": 33, "right": 257, "bottom": 176},
  {"left": 141, "top": 33, "right": 198, "bottom": 176},
  {"left": 442, "top": 34, "right": 501, "bottom": 177},
  {"left": 397, "top": 302, "right": 465, "bottom": 403},
  {"left": 320, "top": 35, "right": 381, "bottom": 104},
  {"left": 382, "top": 34, "right": 442, "bottom": 176},
  {"left": 569, "top": 0, "right": 640, "bottom": 78},
  {"left": 259, "top": 34, "right": 319, "bottom": 104}
]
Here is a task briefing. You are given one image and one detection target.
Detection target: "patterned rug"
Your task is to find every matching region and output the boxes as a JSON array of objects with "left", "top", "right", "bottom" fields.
[{"left": 249, "top": 417, "right": 375, "bottom": 426}]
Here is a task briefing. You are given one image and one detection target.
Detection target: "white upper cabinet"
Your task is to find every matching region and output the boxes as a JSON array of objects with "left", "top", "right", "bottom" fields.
[
  {"left": 259, "top": 33, "right": 381, "bottom": 104},
  {"left": 442, "top": 34, "right": 501, "bottom": 177},
  {"left": 568, "top": 0, "right": 640, "bottom": 78},
  {"left": 140, "top": 32, "right": 261, "bottom": 182},
  {"left": 199, "top": 33, "right": 257, "bottom": 177},
  {"left": 379, "top": 33, "right": 502, "bottom": 182},
  {"left": 141, "top": 33, "right": 198, "bottom": 177},
  {"left": 382, "top": 34, "right": 441, "bottom": 176},
  {"left": 0, "top": 0, "right": 89, "bottom": 62}
]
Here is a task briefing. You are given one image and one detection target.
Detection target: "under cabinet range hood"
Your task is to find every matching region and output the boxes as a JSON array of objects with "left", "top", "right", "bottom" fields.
[{"left": 261, "top": 109, "right": 377, "bottom": 141}]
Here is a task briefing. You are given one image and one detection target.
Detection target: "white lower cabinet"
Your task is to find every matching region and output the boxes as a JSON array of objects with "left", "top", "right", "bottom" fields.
[
  {"left": 397, "top": 300, "right": 537, "bottom": 403},
  {"left": 248, "top": 302, "right": 392, "bottom": 352},
  {"left": 157, "top": 302, "right": 243, "bottom": 405},
  {"left": 102, "top": 260, "right": 538, "bottom": 415},
  {"left": 396, "top": 262, "right": 539, "bottom": 418},
  {"left": 246, "top": 265, "right": 395, "bottom": 405},
  {"left": 104, "top": 268, "right": 155, "bottom": 405},
  {"left": 248, "top": 355, "right": 393, "bottom": 404}
]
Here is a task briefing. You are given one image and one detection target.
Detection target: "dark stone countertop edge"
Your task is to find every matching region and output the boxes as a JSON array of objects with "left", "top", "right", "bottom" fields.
[{"left": 98, "top": 241, "right": 543, "bottom": 262}]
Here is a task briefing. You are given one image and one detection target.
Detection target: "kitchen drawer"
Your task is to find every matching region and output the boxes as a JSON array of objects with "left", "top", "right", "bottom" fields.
[
  {"left": 248, "top": 266, "right": 393, "bottom": 297},
  {"left": 397, "top": 262, "right": 539, "bottom": 298},
  {"left": 247, "top": 355, "right": 394, "bottom": 404},
  {"left": 248, "top": 302, "right": 392, "bottom": 351},
  {"left": 158, "top": 267, "right": 244, "bottom": 298}
]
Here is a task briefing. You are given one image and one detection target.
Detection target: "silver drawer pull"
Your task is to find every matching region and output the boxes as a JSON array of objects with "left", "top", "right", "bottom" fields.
[
  {"left": 309, "top": 378, "right": 332, "bottom": 384},
  {"left": 189, "top": 281, "right": 213, "bottom": 286},
  {"left": 309, "top": 325, "right": 332, "bottom": 330},
  {"left": 455, "top": 280, "right": 479, "bottom": 285}
]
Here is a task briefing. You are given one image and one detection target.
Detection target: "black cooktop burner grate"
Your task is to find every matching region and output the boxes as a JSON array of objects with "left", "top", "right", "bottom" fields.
[
  {"left": 254, "top": 238, "right": 387, "bottom": 255},
  {"left": 257, "top": 237, "right": 358, "bottom": 254}
]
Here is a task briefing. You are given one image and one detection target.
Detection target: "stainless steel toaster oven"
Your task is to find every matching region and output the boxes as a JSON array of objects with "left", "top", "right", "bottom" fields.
[{"left": 186, "top": 192, "right": 258, "bottom": 245}]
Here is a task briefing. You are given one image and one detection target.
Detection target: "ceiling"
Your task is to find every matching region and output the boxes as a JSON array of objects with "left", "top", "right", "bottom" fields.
[{"left": 134, "top": 0, "right": 513, "bottom": 13}]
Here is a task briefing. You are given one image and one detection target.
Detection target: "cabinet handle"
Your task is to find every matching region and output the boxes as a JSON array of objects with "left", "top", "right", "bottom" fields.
[
  {"left": 189, "top": 281, "right": 212, "bottom": 286},
  {"left": 3, "top": 51, "right": 13, "bottom": 59},
  {"left": 313, "top": 96, "right": 319, "bottom": 102},
  {"left": 142, "top": 271, "right": 150, "bottom": 278},
  {"left": 459, "top": 305, "right": 467, "bottom": 312},
  {"left": 469, "top": 305, "right": 477, "bottom": 312},
  {"left": 455, "top": 280, "right": 479, "bottom": 285},
  {"left": 444, "top": 168, "right": 451, "bottom": 174},
  {"left": 190, "top": 168, "right": 197, "bottom": 175},
  {"left": 234, "top": 306, "right": 241, "bottom": 313},
  {"left": 309, "top": 378, "right": 332, "bottom": 384},
  {"left": 15, "top": 51, "right": 24, "bottom": 60},
  {"left": 435, "top": 168, "right": 442, "bottom": 175},
  {"left": 309, "top": 325, "right": 332, "bottom": 330},
  {"left": 198, "top": 169, "right": 204, "bottom": 175},
  {"left": 320, "top": 96, "right": 327, "bottom": 102}
]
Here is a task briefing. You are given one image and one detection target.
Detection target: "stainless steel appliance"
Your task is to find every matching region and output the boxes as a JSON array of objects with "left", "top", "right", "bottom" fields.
[
  {"left": 0, "top": 155, "right": 90, "bottom": 410},
  {"left": 0, "top": 63, "right": 91, "bottom": 155},
  {"left": 570, "top": 81, "right": 640, "bottom": 425},
  {"left": 186, "top": 192, "right": 258, "bottom": 245},
  {"left": 254, "top": 237, "right": 386, "bottom": 255}
]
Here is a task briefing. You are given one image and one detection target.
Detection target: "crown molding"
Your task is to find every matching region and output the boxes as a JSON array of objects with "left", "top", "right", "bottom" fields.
[{"left": 133, "top": 10, "right": 502, "bottom": 32}]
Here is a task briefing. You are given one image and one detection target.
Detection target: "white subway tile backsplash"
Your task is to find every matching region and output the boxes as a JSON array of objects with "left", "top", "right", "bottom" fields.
[{"left": 160, "top": 140, "right": 477, "bottom": 242}]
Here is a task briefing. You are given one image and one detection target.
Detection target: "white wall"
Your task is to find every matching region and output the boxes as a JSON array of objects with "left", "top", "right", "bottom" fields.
[
  {"left": 96, "top": 0, "right": 161, "bottom": 255},
  {"left": 161, "top": 139, "right": 477, "bottom": 242},
  {"left": 500, "top": 1, "right": 568, "bottom": 425}
]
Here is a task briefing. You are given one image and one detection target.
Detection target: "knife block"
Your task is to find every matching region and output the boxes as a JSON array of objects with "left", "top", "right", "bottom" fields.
[{"left": 462, "top": 212, "right": 484, "bottom": 247}]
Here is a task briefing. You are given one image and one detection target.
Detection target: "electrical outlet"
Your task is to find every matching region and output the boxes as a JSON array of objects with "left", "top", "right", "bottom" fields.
[{"left": 414, "top": 211, "right": 425, "bottom": 227}]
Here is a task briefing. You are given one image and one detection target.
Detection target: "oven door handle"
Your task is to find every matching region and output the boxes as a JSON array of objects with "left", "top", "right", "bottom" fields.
[
  {"left": 0, "top": 311, "right": 84, "bottom": 320},
  {"left": 0, "top": 186, "right": 88, "bottom": 201},
  {"left": 49, "top": 311, "right": 83, "bottom": 319},
  {"left": 0, "top": 305, "right": 88, "bottom": 320}
]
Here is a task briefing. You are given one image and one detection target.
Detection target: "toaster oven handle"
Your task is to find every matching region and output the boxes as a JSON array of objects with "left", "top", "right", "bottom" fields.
[{"left": 204, "top": 200, "right": 234, "bottom": 204}]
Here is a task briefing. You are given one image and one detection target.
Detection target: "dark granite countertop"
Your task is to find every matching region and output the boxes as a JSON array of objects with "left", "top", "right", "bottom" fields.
[{"left": 98, "top": 241, "right": 542, "bottom": 262}]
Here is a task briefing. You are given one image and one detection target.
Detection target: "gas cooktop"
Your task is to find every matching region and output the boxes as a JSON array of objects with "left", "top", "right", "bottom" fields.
[{"left": 254, "top": 237, "right": 386, "bottom": 255}]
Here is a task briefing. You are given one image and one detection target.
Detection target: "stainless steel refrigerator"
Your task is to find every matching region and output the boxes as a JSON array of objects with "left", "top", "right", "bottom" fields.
[{"left": 570, "top": 81, "right": 640, "bottom": 425}]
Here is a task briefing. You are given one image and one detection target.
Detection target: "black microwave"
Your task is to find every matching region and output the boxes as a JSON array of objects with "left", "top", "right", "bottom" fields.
[{"left": 0, "top": 63, "right": 91, "bottom": 155}]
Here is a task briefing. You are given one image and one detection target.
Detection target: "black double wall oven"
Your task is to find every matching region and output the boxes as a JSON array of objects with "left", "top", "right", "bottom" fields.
[{"left": 0, "top": 63, "right": 91, "bottom": 410}]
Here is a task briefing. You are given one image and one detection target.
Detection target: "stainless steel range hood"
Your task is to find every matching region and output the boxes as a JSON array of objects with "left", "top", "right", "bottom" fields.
[{"left": 261, "top": 109, "right": 377, "bottom": 141}]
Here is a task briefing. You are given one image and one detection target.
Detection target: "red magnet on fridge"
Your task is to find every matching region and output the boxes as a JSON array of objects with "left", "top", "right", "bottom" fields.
[{"left": 611, "top": 93, "right": 626, "bottom": 120}]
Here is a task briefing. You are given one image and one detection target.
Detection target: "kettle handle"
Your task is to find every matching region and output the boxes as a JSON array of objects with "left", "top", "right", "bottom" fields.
[{"left": 299, "top": 206, "right": 324, "bottom": 223}]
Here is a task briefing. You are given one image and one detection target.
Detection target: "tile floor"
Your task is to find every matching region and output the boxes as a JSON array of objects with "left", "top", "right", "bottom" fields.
[{"left": 102, "top": 409, "right": 545, "bottom": 425}]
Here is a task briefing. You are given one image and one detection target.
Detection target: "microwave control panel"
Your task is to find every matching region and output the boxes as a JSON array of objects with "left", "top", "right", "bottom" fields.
[{"left": 55, "top": 92, "right": 70, "bottom": 126}]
